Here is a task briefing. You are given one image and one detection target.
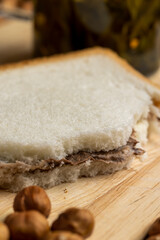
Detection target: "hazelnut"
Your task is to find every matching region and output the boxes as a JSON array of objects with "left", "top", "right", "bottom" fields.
[
  {"left": 0, "top": 222, "right": 10, "bottom": 240},
  {"left": 148, "top": 218, "right": 160, "bottom": 236},
  {"left": 51, "top": 208, "right": 94, "bottom": 238},
  {"left": 44, "top": 231, "right": 84, "bottom": 240},
  {"left": 13, "top": 186, "right": 51, "bottom": 218},
  {"left": 5, "top": 210, "right": 49, "bottom": 240},
  {"left": 146, "top": 235, "right": 160, "bottom": 240}
]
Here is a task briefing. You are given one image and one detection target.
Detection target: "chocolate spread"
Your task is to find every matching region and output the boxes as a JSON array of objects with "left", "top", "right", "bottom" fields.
[{"left": 0, "top": 137, "right": 145, "bottom": 174}]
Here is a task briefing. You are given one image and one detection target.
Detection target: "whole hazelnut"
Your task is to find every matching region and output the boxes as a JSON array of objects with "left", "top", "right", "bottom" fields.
[
  {"left": 0, "top": 222, "right": 10, "bottom": 240},
  {"left": 148, "top": 218, "right": 160, "bottom": 236},
  {"left": 146, "top": 235, "right": 160, "bottom": 240},
  {"left": 51, "top": 208, "right": 94, "bottom": 238},
  {"left": 44, "top": 231, "right": 84, "bottom": 240},
  {"left": 13, "top": 186, "right": 51, "bottom": 218},
  {"left": 5, "top": 210, "right": 49, "bottom": 240}
]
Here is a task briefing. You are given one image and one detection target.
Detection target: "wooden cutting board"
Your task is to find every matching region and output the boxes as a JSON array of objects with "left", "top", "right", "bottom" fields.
[
  {"left": 0, "top": 134, "right": 160, "bottom": 240},
  {"left": 0, "top": 20, "right": 160, "bottom": 240}
]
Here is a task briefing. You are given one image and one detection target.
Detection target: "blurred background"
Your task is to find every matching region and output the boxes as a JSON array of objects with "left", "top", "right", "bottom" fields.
[
  {"left": 0, "top": 0, "right": 33, "bottom": 63},
  {"left": 0, "top": 0, "right": 159, "bottom": 76}
]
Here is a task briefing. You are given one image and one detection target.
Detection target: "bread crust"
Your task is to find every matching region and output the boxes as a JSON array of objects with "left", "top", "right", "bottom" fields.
[{"left": 0, "top": 47, "right": 160, "bottom": 92}]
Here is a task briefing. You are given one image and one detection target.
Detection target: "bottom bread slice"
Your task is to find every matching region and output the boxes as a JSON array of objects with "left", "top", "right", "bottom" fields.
[{"left": 0, "top": 137, "right": 144, "bottom": 192}]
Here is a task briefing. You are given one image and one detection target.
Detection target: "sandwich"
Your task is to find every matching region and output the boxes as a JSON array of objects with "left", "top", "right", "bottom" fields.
[{"left": 0, "top": 47, "right": 160, "bottom": 192}]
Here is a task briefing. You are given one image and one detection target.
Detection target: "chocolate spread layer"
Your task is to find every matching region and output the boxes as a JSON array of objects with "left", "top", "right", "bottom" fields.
[{"left": 0, "top": 137, "right": 145, "bottom": 174}]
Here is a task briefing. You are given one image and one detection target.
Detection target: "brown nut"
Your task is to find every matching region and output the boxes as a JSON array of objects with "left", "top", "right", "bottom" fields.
[
  {"left": 5, "top": 210, "right": 49, "bottom": 240},
  {"left": 13, "top": 185, "right": 51, "bottom": 218},
  {"left": 44, "top": 231, "right": 84, "bottom": 240},
  {"left": 51, "top": 208, "right": 94, "bottom": 238},
  {"left": 148, "top": 218, "right": 160, "bottom": 236},
  {"left": 146, "top": 235, "right": 160, "bottom": 240},
  {"left": 0, "top": 222, "right": 10, "bottom": 240}
]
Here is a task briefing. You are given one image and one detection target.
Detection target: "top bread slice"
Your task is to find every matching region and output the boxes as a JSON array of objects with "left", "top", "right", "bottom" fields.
[{"left": 0, "top": 47, "right": 160, "bottom": 191}]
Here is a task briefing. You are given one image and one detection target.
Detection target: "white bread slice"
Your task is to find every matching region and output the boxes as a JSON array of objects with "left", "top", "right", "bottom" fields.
[{"left": 0, "top": 47, "right": 160, "bottom": 192}]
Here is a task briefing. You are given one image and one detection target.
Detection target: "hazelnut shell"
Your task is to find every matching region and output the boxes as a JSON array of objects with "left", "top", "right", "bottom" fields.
[
  {"left": 146, "top": 235, "right": 160, "bottom": 240},
  {"left": 44, "top": 231, "right": 84, "bottom": 240},
  {"left": 13, "top": 185, "right": 51, "bottom": 218},
  {"left": 148, "top": 218, "right": 160, "bottom": 236},
  {"left": 5, "top": 210, "right": 49, "bottom": 240},
  {"left": 51, "top": 208, "right": 94, "bottom": 238}
]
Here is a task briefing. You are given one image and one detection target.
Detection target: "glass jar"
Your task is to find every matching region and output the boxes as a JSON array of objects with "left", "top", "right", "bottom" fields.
[{"left": 34, "top": 0, "right": 160, "bottom": 75}]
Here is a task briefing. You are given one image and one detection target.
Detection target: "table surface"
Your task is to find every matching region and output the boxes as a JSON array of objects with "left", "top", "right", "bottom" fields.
[{"left": 0, "top": 19, "right": 160, "bottom": 240}]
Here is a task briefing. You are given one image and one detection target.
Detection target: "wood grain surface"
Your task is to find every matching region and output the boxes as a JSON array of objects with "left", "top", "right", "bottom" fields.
[
  {"left": 0, "top": 134, "right": 160, "bottom": 240},
  {"left": 0, "top": 20, "right": 160, "bottom": 240}
]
